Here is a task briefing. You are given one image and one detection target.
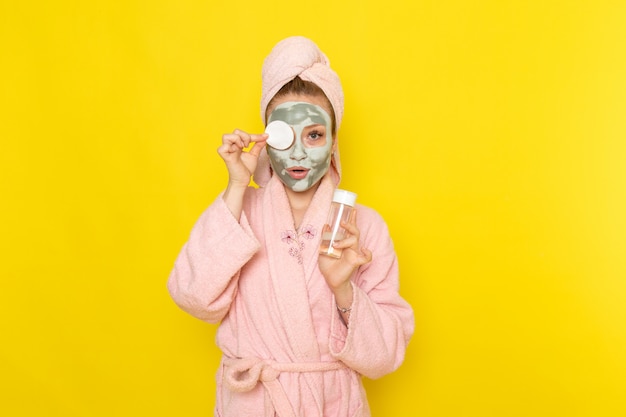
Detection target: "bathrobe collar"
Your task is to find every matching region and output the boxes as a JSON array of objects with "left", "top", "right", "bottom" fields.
[{"left": 262, "top": 173, "right": 335, "bottom": 361}]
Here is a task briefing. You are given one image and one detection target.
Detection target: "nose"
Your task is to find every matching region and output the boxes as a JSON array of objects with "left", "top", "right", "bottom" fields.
[{"left": 289, "top": 137, "right": 307, "bottom": 161}]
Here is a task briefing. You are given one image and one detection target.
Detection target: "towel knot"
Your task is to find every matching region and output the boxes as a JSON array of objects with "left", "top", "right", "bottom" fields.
[
  {"left": 223, "top": 357, "right": 278, "bottom": 392},
  {"left": 222, "top": 356, "right": 347, "bottom": 417}
]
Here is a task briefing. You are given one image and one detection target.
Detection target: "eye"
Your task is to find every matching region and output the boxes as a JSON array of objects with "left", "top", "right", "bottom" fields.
[{"left": 308, "top": 129, "right": 324, "bottom": 140}]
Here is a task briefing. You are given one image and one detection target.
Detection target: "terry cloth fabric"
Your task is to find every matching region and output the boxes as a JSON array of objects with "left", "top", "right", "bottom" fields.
[
  {"left": 260, "top": 36, "right": 344, "bottom": 130},
  {"left": 254, "top": 36, "right": 344, "bottom": 188},
  {"left": 222, "top": 355, "right": 346, "bottom": 417},
  {"left": 168, "top": 169, "right": 415, "bottom": 416}
]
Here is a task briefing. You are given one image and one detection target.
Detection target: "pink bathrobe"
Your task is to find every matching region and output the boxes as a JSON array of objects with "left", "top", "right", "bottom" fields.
[{"left": 167, "top": 173, "right": 414, "bottom": 417}]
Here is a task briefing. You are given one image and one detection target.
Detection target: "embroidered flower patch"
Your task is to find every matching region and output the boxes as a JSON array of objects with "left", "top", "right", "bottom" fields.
[{"left": 281, "top": 224, "right": 317, "bottom": 264}]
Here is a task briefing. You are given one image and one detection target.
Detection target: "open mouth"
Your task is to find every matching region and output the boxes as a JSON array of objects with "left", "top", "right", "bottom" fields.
[{"left": 286, "top": 167, "right": 310, "bottom": 180}]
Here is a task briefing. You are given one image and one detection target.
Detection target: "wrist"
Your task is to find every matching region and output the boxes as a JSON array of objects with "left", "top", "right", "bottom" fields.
[
  {"left": 227, "top": 178, "right": 250, "bottom": 190},
  {"left": 222, "top": 183, "right": 248, "bottom": 221},
  {"left": 332, "top": 281, "right": 353, "bottom": 309}
]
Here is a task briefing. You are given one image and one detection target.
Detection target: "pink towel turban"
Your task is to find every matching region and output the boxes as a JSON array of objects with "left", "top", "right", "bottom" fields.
[{"left": 255, "top": 36, "right": 344, "bottom": 187}]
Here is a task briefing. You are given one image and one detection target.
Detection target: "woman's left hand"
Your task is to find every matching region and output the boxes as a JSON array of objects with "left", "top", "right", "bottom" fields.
[{"left": 318, "top": 209, "right": 372, "bottom": 305}]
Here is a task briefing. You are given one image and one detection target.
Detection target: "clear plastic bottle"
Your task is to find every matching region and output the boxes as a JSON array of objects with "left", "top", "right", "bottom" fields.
[{"left": 319, "top": 189, "right": 357, "bottom": 259}]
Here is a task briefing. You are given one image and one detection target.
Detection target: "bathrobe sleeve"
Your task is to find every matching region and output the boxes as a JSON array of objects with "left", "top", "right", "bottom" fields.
[
  {"left": 167, "top": 193, "right": 261, "bottom": 323},
  {"left": 328, "top": 205, "right": 414, "bottom": 380}
]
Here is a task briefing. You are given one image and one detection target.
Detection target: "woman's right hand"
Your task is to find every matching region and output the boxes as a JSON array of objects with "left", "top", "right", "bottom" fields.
[
  {"left": 218, "top": 129, "right": 268, "bottom": 188},
  {"left": 218, "top": 129, "right": 267, "bottom": 221}
]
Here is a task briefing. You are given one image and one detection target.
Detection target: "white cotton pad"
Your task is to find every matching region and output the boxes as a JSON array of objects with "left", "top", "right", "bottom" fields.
[{"left": 264, "top": 120, "right": 294, "bottom": 150}]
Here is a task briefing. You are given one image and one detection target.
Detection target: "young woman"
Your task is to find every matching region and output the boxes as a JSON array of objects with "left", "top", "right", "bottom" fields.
[{"left": 168, "top": 36, "right": 414, "bottom": 417}]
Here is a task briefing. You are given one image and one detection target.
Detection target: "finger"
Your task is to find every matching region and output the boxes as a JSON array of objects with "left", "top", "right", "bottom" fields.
[
  {"left": 350, "top": 208, "right": 357, "bottom": 224},
  {"left": 224, "top": 129, "right": 253, "bottom": 149},
  {"left": 340, "top": 220, "right": 360, "bottom": 240},
  {"left": 222, "top": 133, "right": 245, "bottom": 149},
  {"left": 360, "top": 247, "right": 373, "bottom": 263},
  {"left": 351, "top": 247, "right": 373, "bottom": 267},
  {"left": 331, "top": 235, "right": 358, "bottom": 249},
  {"left": 217, "top": 141, "right": 244, "bottom": 157},
  {"left": 248, "top": 134, "right": 268, "bottom": 157},
  {"left": 233, "top": 129, "right": 253, "bottom": 148},
  {"left": 250, "top": 133, "right": 268, "bottom": 144},
  {"left": 217, "top": 143, "right": 237, "bottom": 157}
]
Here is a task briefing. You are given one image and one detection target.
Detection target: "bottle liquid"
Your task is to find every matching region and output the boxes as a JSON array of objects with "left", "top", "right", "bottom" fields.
[{"left": 319, "top": 189, "right": 357, "bottom": 259}]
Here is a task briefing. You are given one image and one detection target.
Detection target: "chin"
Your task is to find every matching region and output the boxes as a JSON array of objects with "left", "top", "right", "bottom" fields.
[{"left": 290, "top": 182, "right": 311, "bottom": 192}]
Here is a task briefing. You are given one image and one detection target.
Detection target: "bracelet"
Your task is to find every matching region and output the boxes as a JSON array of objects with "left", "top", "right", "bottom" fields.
[{"left": 336, "top": 305, "right": 351, "bottom": 314}]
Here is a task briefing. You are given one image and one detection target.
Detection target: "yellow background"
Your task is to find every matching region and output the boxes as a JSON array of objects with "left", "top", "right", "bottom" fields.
[{"left": 1, "top": 1, "right": 625, "bottom": 416}]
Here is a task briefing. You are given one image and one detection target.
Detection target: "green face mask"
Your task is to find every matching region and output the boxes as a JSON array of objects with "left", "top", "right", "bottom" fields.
[{"left": 267, "top": 101, "right": 333, "bottom": 192}]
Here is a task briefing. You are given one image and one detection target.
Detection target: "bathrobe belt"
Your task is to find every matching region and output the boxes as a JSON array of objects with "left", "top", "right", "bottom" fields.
[{"left": 223, "top": 357, "right": 347, "bottom": 417}]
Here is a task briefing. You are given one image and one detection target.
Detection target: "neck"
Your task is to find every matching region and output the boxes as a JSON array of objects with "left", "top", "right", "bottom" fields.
[{"left": 284, "top": 182, "right": 321, "bottom": 229}]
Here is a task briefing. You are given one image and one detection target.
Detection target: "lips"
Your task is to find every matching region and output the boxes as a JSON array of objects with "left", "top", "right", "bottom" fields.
[{"left": 285, "top": 167, "right": 310, "bottom": 180}]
